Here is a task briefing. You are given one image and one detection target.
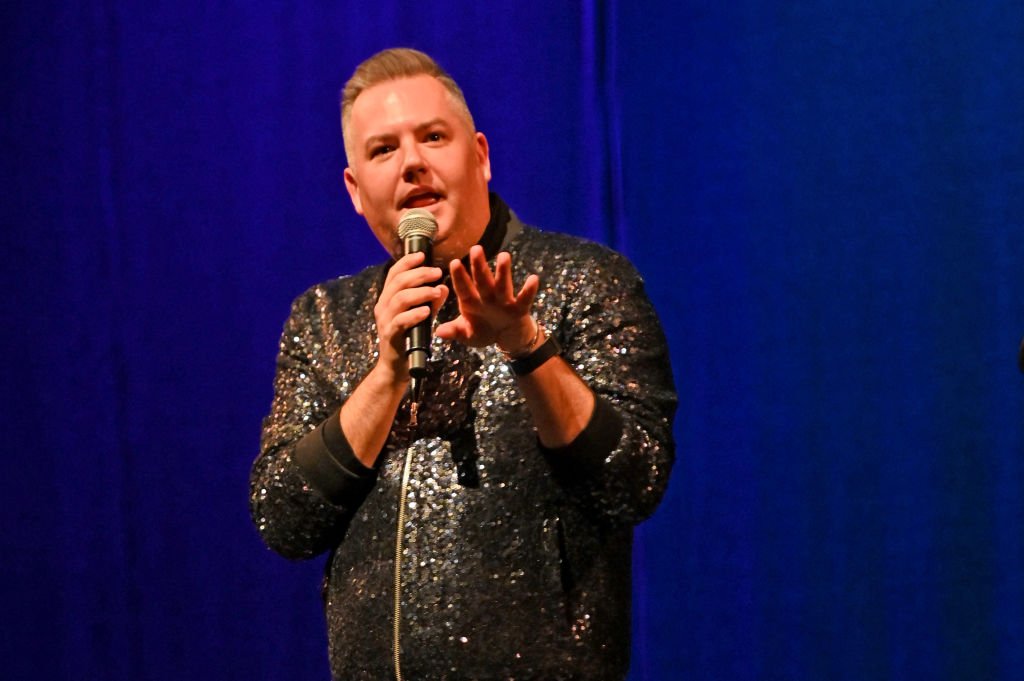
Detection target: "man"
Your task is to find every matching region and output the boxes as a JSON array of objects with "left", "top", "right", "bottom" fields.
[{"left": 250, "top": 48, "right": 676, "bottom": 680}]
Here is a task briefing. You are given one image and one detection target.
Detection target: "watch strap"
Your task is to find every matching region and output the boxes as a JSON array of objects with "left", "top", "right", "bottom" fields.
[{"left": 509, "top": 333, "right": 562, "bottom": 376}]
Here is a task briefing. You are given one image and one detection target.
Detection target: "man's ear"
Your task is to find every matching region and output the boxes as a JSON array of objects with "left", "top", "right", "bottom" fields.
[
  {"left": 475, "top": 132, "right": 492, "bottom": 183},
  {"left": 343, "top": 167, "right": 364, "bottom": 215}
]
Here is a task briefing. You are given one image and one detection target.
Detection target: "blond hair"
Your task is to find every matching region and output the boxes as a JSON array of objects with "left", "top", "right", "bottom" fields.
[{"left": 340, "top": 48, "right": 475, "bottom": 161}]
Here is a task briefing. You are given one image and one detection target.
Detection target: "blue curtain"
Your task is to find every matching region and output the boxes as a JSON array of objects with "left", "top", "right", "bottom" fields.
[{"left": 3, "top": 2, "right": 1021, "bottom": 679}]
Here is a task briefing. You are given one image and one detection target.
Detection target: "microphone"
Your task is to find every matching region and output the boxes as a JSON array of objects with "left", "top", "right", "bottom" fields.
[{"left": 397, "top": 208, "right": 439, "bottom": 404}]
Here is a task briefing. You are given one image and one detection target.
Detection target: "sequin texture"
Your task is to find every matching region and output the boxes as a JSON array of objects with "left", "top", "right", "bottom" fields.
[{"left": 250, "top": 212, "right": 677, "bottom": 680}]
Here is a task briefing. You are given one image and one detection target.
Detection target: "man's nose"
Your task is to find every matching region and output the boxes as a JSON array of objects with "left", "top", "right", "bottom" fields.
[{"left": 401, "top": 144, "right": 427, "bottom": 182}]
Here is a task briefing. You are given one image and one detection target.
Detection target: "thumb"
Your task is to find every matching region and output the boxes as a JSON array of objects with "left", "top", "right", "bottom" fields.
[
  {"left": 435, "top": 317, "right": 470, "bottom": 342},
  {"left": 430, "top": 284, "right": 450, "bottom": 316}
]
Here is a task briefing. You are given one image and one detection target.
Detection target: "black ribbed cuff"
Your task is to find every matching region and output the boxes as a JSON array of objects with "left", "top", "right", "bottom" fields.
[
  {"left": 294, "top": 406, "right": 378, "bottom": 506},
  {"left": 540, "top": 395, "right": 624, "bottom": 479}
]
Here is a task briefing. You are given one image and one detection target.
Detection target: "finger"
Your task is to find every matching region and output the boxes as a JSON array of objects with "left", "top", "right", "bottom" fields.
[
  {"left": 383, "top": 262, "right": 443, "bottom": 299},
  {"left": 469, "top": 245, "right": 497, "bottom": 295},
  {"left": 514, "top": 273, "right": 540, "bottom": 311},
  {"left": 449, "top": 259, "right": 482, "bottom": 307},
  {"left": 387, "top": 266, "right": 444, "bottom": 292},
  {"left": 389, "top": 251, "right": 426, "bottom": 275},
  {"left": 389, "top": 285, "right": 444, "bottom": 316},
  {"left": 493, "top": 252, "right": 515, "bottom": 301},
  {"left": 389, "top": 305, "right": 433, "bottom": 336},
  {"left": 385, "top": 254, "right": 442, "bottom": 284},
  {"left": 379, "top": 304, "right": 433, "bottom": 346},
  {"left": 430, "top": 284, "right": 450, "bottom": 316},
  {"left": 376, "top": 284, "right": 441, "bottom": 334},
  {"left": 434, "top": 317, "right": 471, "bottom": 341}
]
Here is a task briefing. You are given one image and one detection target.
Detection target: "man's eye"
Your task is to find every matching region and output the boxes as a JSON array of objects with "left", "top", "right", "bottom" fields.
[
  {"left": 426, "top": 132, "right": 444, "bottom": 143},
  {"left": 371, "top": 145, "right": 394, "bottom": 158}
]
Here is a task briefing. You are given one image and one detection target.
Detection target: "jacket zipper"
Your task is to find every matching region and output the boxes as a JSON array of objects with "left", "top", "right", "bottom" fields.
[{"left": 393, "top": 447, "right": 415, "bottom": 681}]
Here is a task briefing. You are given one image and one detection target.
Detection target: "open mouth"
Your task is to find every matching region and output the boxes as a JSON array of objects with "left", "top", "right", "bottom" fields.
[{"left": 401, "top": 192, "right": 442, "bottom": 209}]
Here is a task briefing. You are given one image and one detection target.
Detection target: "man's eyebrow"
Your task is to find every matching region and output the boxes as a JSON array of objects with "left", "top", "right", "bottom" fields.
[
  {"left": 361, "top": 119, "right": 453, "bottom": 153},
  {"left": 363, "top": 133, "right": 395, "bottom": 151},
  {"left": 414, "top": 118, "right": 451, "bottom": 132}
]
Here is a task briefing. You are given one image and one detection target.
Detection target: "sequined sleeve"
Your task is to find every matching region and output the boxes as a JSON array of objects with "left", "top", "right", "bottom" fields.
[
  {"left": 525, "top": 234, "right": 677, "bottom": 527},
  {"left": 249, "top": 288, "right": 364, "bottom": 560}
]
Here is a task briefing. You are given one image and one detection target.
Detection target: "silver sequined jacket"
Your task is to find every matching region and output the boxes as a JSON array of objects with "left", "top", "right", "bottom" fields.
[{"left": 251, "top": 197, "right": 677, "bottom": 680}]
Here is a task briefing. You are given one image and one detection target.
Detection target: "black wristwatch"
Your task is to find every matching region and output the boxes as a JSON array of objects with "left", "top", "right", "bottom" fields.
[{"left": 509, "top": 333, "right": 562, "bottom": 376}]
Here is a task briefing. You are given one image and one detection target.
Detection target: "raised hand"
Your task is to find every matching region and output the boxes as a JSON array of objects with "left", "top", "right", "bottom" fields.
[{"left": 435, "top": 245, "right": 541, "bottom": 354}]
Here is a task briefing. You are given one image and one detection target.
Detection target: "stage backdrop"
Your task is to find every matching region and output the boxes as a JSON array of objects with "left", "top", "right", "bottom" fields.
[{"left": 3, "top": 2, "right": 1021, "bottom": 680}]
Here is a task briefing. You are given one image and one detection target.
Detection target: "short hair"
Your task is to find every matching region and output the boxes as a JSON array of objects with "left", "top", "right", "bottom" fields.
[{"left": 340, "top": 48, "right": 475, "bottom": 162}]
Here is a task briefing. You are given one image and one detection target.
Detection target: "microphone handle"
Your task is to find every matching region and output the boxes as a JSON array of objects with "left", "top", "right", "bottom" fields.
[{"left": 404, "top": 234, "right": 434, "bottom": 380}]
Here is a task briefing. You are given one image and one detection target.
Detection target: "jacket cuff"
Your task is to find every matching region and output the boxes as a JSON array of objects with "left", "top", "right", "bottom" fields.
[
  {"left": 541, "top": 395, "right": 624, "bottom": 478},
  {"left": 294, "top": 406, "right": 378, "bottom": 506}
]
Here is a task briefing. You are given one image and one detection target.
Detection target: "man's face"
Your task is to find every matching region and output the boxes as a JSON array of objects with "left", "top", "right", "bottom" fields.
[{"left": 343, "top": 75, "right": 492, "bottom": 264}]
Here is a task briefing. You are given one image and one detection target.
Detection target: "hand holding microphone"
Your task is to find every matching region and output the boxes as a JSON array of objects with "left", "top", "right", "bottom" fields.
[
  {"left": 369, "top": 209, "right": 444, "bottom": 400},
  {"left": 397, "top": 209, "right": 440, "bottom": 403}
]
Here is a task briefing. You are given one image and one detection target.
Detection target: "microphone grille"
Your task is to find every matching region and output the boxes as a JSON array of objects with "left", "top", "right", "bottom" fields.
[{"left": 398, "top": 208, "right": 438, "bottom": 240}]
